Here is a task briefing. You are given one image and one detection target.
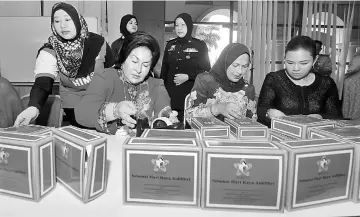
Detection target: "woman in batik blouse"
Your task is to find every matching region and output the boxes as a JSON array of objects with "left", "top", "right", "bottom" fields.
[
  {"left": 186, "top": 43, "right": 257, "bottom": 122},
  {"left": 75, "top": 31, "right": 178, "bottom": 135}
]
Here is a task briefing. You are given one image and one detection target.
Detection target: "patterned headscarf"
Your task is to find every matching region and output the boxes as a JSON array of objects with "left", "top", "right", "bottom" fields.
[
  {"left": 48, "top": 2, "right": 89, "bottom": 78},
  {"left": 209, "top": 43, "right": 250, "bottom": 92}
]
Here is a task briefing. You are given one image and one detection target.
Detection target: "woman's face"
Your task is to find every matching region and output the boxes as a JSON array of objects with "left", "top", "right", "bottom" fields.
[
  {"left": 122, "top": 46, "right": 152, "bottom": 85},
  {"left": 175, "top": 18, "right": 187, "bottom": 38},
  {"left": 53, "top": 9, "right": 77, "bottom": 40},
  {"left": 226, "top": 53, "right": 250, "bottom": 83},
  {"left": 284, "top": 48, "right": 314, "bottom": 80},
  {"left": 126, "top": 18, "right": 138, "bottom": 34}
]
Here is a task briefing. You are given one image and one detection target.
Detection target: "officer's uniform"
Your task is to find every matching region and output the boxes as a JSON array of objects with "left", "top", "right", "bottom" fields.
[{"left": 160, "top": 37, "right": 211, "bottom": 122}]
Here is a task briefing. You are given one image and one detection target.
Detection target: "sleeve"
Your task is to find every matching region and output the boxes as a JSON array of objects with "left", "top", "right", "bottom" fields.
[
  {"left": 186, "top": 75, "right": 213, "bottom": 118},
  {"left": 28, "top": 49, "right": 57, "bottom": 110},
  {"left": 74, "top": 72, "right": 118, "bottom": 134},
  {"left": 245, "top": 85, "right": 257, "bottom": 119},
  {"left": 256, "top": 73, "right": 277, "bottom": 127},
  {"left": 152, "top": 80, "right": 171, "bottom": 117},
  {"left": 110, "top": 40, "right": 119, "bottom": 62},
  {"left": 321, "top": 78, "right": 343, "bottom": 119},
  {"left": 188, "top": 41, "right": 211, "bottom": 81},
  {"left": 160, "top": 43, "right": 169, "bottom": 82}
]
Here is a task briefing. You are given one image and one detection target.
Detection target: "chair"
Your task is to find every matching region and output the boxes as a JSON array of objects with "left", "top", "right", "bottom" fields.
[{"left": 21, "top": 94, "right": 63, "bottom": 127}]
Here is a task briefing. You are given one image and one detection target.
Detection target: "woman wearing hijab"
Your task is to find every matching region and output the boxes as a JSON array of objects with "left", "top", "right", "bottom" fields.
[
  {"left": 160, "top": 13, "right": 211, "bottom": 123},
  {"left": 257, "top": 36, "right": 342, "bottom": 127},
  {"left": 14, "top": 2, "right": 114, "bottom": 127},
  {"left": 111, "top": 14, "right": 138, "bottom": 68},
  {"left": 186, "top": 43, "right": 256, "bottom": 121}
]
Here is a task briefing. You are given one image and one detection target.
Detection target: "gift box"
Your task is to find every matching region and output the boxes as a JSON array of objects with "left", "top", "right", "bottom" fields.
[
  {"left": 269, "top": 129, "right": 299, "bottom": 142},
  {"left": 0, "top": 131, "right": 55, "bottom": 201},
  {"left": 308, "top": 126, "right": 360, "bottom": 140},
  {"left": 123, "top": 137, "right": 202, "bottom": 207},
  {"left": 52, "top": 126, "right": 107, "bottom": 203},
  {"left": 224, "top": 117, "right": 268, "bottom": 140},
  {"left": 141, "top": 129, "right": 200, "bottom": 140},
  {"left": 201, "top": 139, "right": 287, "bottom": 212},
  {"left": 335, "top": 119, "right": 360, "bottom": 128},
  {"left": 277, "top": 138, "right": 354, "bottom": 211},
  {"left": 344, "top": 137, "right": 360, "bottom": 203},
  {"left": 271, "top": 115, "right": 335, "bottom": 139},
  {"left": 2, "top": 124, "right": 52, "bottom": 136},
  {"left": 190, "top": 117, "right": 230, "bottom": 139}
]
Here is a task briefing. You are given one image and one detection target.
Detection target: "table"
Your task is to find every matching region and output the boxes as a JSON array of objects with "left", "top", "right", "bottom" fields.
[{"left": 1, "top": 134, "right": 360, "bottom": 217}]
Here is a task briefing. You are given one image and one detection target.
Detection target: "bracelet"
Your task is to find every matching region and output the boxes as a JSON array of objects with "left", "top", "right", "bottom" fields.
[
  {"left": 266, "top": 109, "right": 272, "bottom": 119},
  {"left": 113, "top": 102, "right": 121, "bottom": 119}
]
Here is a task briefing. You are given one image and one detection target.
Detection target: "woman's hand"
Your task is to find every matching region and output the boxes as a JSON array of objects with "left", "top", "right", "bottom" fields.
[
  {"left": 95, "top": 40, "right": 107, "bottom": 62},
  {"left": 213, "top": 102, "right": 242, "bottom": 119},
  {"left": 114, "top": 101, "right": 137, "bottom": 128},
  {"left": 174, "top": 74, "right": 189, "bottom": 86},
  {"left": 13, "top": 106, "right": 39, "bottom": 127},
  {"left": 267, "top": 109, "right": 286, "bottom": 119},
  {"left": 307, "top": 114, "right": 323, "bottom": 119}
]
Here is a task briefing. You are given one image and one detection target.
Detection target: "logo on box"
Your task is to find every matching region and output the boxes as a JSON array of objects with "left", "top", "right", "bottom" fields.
[
  {"left": 234, "top": 159, "right": 252, "bottom": 177},
  {"left": 317, "top": 156, "right": 331, "bottom": 173},
  {"left": 151, "top": 155, "right": 169, "bottom": 173},
  {"left": 0, "top": 148, "right": 10, "bottom": 164}
]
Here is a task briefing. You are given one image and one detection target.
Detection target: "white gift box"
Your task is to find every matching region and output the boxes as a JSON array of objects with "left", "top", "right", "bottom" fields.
[
  {"left": 123, "top": 137, "right": 202, "bottom": 207},
  {"left": 308, "top": 126, "right": 360, "bottom": 140},
  {"left": 269, "top": 129, "right": 299, "bottom": 142},
  {"left": 277, "top": 138, "right": 354, "bottom": 211},
  {"left": 201, "top": 139, "right": 287, "bottom": 212},
  {"left": 190, "top": 117, "right": 230, "bottom": 139},
  {"left": 2, "top": 124, "right": 52, "bottom": 136},
  {"left": 140, "top": 129, "right": 200, "bottom": 140},
  {"left": 52, "top": 126, "right": 107, "bottom": 203},
  {"left": 0, "top": 131, "right": 55, "bottom": 201},
  {"left": 271, "top": 115, "right": 335, "bottom": 139},
  {"left": 224, "top": 117, "right": 269, "bottom": 140}
]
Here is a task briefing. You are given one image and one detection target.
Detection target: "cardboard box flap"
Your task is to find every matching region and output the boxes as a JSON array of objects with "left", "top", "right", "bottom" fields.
[
  {"left": 225, "top": 118, "right": 266, "bottom": 128},
  {"left": 317, "top": 126, "right": 360, "bottom": 138},
  {"left": 347, "top": 137, "right": 360, "bottom": 143},
  {"left": 281, "top": 138, "right": 343, "bottom": 148},
  {"left": 58, "top": 126, "right": 102, "bottom": 142},
  {"left": 3, "top": 125, "right": 49, "bottom": 134},
  {"left": 276, "top": 115, "right": 330, "bottom": 125},
  {"left": 0, "top": 131, "right": 44, "bottom": 142},
  {"left": 204, "top": 140, "right": 278, "bottom": 149},
  {"left": 142, "top": 129, "right": 199, "bottom": 139},
  {"left": 192, "top": 117, "right": 227, "bottom": 127},
  {"left": 126, "top": 137, "right": 197, "bottom": 147}
]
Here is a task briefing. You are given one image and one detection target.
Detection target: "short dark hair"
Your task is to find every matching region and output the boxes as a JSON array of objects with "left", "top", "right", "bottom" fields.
[
  {"left": 285, "top": 36, "right": 316, "bottom": 60},
  {"left": 118, "top": 31, "right": 160, "bottom": 72},
  {"left": 314, "top": 40, "right": 323, "bottom": 47}
]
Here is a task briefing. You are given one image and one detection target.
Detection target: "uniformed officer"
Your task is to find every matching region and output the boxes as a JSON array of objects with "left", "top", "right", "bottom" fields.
[{"left": 160, "top": 13, "right": 211, "bottom": 123}]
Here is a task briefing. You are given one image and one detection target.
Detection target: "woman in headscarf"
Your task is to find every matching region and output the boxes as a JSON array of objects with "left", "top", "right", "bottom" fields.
[
  {"left": 75, "top": 31, "right": 179, "bottom": 135},
  {"left": 160, "top": 13, "right": 211, "bottom": 123},
  {"left": 186, "top": 43, "right": 256, "bottom": 121},
  {"left": 257, "top": 36, "right": 342, "bottom": 127},
  {"left": 111, "top": 14, "right": 138, "bottom": 68},
  {"left": 14, "top": 2, "right": 114, "bottom": 127}
]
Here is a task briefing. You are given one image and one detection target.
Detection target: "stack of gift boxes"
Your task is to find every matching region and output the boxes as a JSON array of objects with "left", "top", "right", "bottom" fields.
[
  {"left": 123, "top": 115, "right": 360, "bottom": 212},
  {"left": 0, "top": 125, "right": 107, "bottom": 203},
  {"left": 2, "top": 115, "right": 360, "bottom": 212}
]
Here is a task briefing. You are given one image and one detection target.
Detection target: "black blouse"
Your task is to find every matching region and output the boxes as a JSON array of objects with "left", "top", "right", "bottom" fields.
[{"left": 257, "top": 69, "right": 343, "bottom": 127}]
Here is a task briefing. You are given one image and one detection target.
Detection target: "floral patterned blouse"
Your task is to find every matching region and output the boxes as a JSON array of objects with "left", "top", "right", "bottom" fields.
[
  {"left": 186, "top": 71, "right": 257, "bottom": 121},
  {"left": 75, "top": 68, "right": 172, "bottom": 135}
]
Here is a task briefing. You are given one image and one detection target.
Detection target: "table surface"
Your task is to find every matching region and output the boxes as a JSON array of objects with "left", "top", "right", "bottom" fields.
[{"left": 1, "top": 133, "right": 360, "bottom": 217}]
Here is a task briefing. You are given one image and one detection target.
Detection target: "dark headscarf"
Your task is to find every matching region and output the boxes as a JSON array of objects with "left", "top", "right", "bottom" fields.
[
  {"left": 174, "top": 13, "right": 193, "bottom": 40},
  {"left": 120, "top": 14, "right": 137, "bottom": 38},
  {"left": 41, "top": 2, "right": 106, "bottom": 79},
  {"left": 209, "top": 43, "right": 250, "bottom": 92}
]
